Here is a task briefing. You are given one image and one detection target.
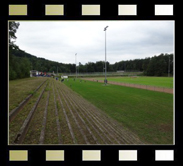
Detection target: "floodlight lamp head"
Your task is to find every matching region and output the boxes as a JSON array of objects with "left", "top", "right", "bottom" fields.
[{"left": 104, "top": 26, "right": 109, "bottom": 31}]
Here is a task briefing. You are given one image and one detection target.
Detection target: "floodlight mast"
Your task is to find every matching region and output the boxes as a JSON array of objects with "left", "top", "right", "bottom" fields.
[
  {"left": 75, "top": 53, "right": 77, "bottom": 79},
  {"left": 104, "top": 26, "right": 109, "bottom": 85},
  {"left": 168, "top": 55, "right": 170, "bottom": 77}
]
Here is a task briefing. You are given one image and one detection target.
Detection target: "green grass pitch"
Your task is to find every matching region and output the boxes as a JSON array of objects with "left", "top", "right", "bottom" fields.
[{"left": 64, "top": 78, "right": 173, "bottom": 144}]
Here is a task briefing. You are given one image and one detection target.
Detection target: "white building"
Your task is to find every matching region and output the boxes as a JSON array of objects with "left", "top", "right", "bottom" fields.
[
  {"left": 30, "top": 70, "right": 38, "bottom": 77},
  {"left": 61, "top": 76, "right": 68, "bottom": 79}
]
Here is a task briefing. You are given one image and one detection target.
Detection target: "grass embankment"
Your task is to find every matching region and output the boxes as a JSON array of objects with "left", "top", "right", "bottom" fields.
[
  {"left": 43, "top": 80, "right": 59, "bottom": 144},
  {"left": 64, "top": 79, "right": 173, "bottom": 144},
  {"left": 94, "top": 76, "right": 173, "bottom": 88},
  {"left": 9, "top": 79, "right": 47, "bottom": 144},
  {"left": 23, "top": 81, "right": 50, "bottom": 144},
  {"left": 9, "top": 77, "right": 47, "bottom": 111}
]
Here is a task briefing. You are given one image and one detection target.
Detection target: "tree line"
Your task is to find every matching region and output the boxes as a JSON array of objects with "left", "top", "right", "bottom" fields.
[
  {"left": 9, "top": 22, "right": 30, "bottom": 80},
  {"left": 9, "top": 21, "right": 173, "bottom": 80}
]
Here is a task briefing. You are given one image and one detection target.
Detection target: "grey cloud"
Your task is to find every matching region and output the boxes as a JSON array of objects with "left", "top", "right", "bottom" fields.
[{"left": 15, "top": 21, "right": 174, "bottom": 64}]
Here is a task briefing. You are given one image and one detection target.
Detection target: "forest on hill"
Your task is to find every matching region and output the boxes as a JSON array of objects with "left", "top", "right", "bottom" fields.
[{"left": 9, "top": 21, "right": 173, "bottom": 80}]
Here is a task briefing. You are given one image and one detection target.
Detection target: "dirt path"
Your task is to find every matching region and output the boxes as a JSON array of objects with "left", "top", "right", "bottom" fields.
[{"left": 82, "top": 78, "right": 173, "bottom": 94}]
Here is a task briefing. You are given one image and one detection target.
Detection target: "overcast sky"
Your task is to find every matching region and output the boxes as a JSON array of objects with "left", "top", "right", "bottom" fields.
[{"left": 15, "top": 21, "right": 174, "bottom": 65}]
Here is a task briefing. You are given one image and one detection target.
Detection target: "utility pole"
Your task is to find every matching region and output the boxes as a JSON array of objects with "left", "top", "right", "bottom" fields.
[
  {"left": 168, "top": 56, "right": 170, "bottom": 77},
  {"left": 104, "top": 26, "right": 109, "bottom": 85}
]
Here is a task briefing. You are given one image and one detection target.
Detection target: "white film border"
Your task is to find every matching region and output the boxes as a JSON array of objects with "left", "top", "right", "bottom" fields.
[
  {"left": 8, "top": 4, "right": 174, "bottom": 16},
  {"left": 9, "top": 150, "right": 175, "bottom": 161}
]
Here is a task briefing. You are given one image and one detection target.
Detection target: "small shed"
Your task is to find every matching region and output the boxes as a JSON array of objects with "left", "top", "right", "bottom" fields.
[
  {"left": 30, "top": 70, "right": 38, "bottom": 77},
  {"left": 61, "top": 76, "right": 68, "bottom": 79}
]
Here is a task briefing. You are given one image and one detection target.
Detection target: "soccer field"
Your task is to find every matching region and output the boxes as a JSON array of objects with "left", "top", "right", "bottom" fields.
[
  {"left": 64, "top": 78, "right": 174, "bottom": 144},
  {"left": 93, "top": 76, "right": 173, "bottom": 88}
]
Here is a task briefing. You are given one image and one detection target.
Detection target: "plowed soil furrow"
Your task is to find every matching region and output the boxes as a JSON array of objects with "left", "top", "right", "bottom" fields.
[
  {"left": 39, "top": 91, "right": 50, "bottom": 144},
  {"left": 59, "top": 89, "right": 89, "bottom": 144},
  {"left": 64, "top": 92, "right": 108, "bottom": 144},
  {"left": 59, "top": 85, "right": 119, "bottom": 143},
  {"left": 61, "top": 90, "right": 99, "bottom": 144},
  {"left": 73, "top": 92, "right": 142, "bottom": 144},
  {"left": 55, "top": 80, "right": 106, "bottom": 144},
  {"left": 67, "top": 89, "right": 137, "bottom": 144},
  {"left": 60, "top": 82, "right": 143, "bottom": 144},
  {"left": 54, "top": 88, "right": 73, "bottom": 144},
  {"left": 14, "top": 82, "right": 48, "bottom": 144},
  {"left": 55, "top": 82, "right": 77, "bottom": 144},
  {"left": 23, "top": 82, "right": 50, "bottom": 144},
  {"left": 74, "top": 104, "right": 108, "bottom": 144},
  {"left": 62, "top": 87, "right": 117, "bottom": 144},
  {"left": 64, "top": 96, "right": 110, "bottom": 143},
  {"left": 70, "top": 95, "right": 131, "bottom": 144},
  {"left": 9, "top": 79, "right": 47, "bottom": 123},
  {"left": 60, "top": 87, "right": 100, "bottom": 144},
  {"left": 59, "top": 84, "right": 120, "bottom": 144},
  {"left": 55, "top": 80, "right": 92, "bottom": 144},
  {"left": 9, "top": 81, "right": 48, "bottom": 144},
  {"left": 9, "top": 77, "right": 145, "bottom": 144},
  {"left": 63, "top": 91, "right": 114, "bottom": 143},
  {"left": 52, "top": 82, "right": 62, "bottom": 144},
  {"left": 9, "top": 78, "right": 48, "bottom": 112},
  {"left": 80, "top": 99, "right": 143, "bottom": 144},
  {"left": 44, "top": 81, "right": 59, "bottom": 144}
]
